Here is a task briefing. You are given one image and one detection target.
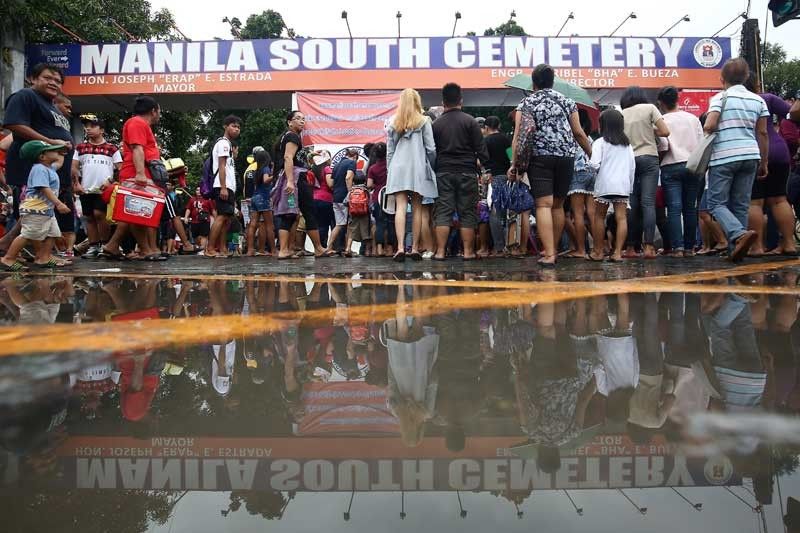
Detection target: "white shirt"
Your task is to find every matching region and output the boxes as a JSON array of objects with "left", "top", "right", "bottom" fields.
[
  {"left": 76, "top": 142, "right": 122, "bottom": 191},
  {"left": 212, "top": 138, "right": 236, "bottom": 193},
  {"left": 657, "top": 110, "right": 704, "bottom": 166},
  {"left": 594, "top": 334, "right": 640, "bottom": 396},
  {"left": 589, "top": 138, "right": 636, "bottom": 199}
]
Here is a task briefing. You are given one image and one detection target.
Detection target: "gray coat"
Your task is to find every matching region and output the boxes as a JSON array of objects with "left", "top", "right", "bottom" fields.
[{"left": 386, "top": 118, "right": 438, "bottom": 198}]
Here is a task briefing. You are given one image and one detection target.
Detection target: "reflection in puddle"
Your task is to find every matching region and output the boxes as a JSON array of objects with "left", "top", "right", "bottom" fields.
[{"left": 0, "top": 276, "right": 799, "bottom": 532}]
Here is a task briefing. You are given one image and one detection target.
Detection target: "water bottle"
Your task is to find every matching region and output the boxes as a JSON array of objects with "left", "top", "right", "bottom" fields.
[{"left": 287, "top": 192, "right": 296, "bottom": 209}]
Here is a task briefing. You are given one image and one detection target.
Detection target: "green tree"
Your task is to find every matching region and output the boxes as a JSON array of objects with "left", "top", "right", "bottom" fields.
[
  {"left": 762, "top": 43, "right": 800, "bottom": 97},
  {"left": 8, "top": 0, "right": 178, "bottom": 43},
  {"left": 238, "top": 9, "right": 292, "bottom": 39},
  {"left": 484, "top": 20, "right": 527, "bottom": 36},
  {"left": 762, "top": 42, "right": 788, "bottom": 70}
]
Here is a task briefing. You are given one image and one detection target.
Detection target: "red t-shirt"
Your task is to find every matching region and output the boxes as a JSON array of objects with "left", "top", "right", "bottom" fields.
[
  {"left": 119, "top": 116, "right": 160, "bottom": 180},
  {"left": 187, "top": 196, "right": 214, "bottom": 221}
]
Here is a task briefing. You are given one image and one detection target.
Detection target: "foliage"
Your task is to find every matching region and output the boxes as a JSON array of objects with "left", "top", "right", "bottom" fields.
[
  {"left": 762, "top": 42, "right": 800, "bottom": 97},
  {"left": 8, "top": 0, "right": 178, "bottom": 44},
  {"left": 226, "top": 491, "right": 289, "bottom": 519},
  {"left": 0, "top": 489, "right": 173, "bottom": 533},
  {"left": 483, "top": 20, "right": 527, "bottom": 37},
  {"left": 762, "top": 42, "right": 788, "bottom": 70},
  {"left": 237, "top": 10, "right": 291, "bottom": 40}
]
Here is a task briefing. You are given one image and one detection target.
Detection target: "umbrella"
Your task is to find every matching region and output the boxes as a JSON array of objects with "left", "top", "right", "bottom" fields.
[{"left": 504, "top": 73, "right": 596, "bottom": 108}]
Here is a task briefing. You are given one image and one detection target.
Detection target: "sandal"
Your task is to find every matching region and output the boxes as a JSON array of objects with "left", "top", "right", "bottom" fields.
[
  {"left": 393, "top": 251, "right": 406, "bottom": 263},
  {"left": 408, "top": 252, "right": 422, "bottom": 261},
  {"left": 2, "top": 261, "right": 28, "bottom": 272},
  {"left": 538, "top": 254, "right": 558, "bottom": 268},
  {"left": 33, "top": 258, "right": 68, "bottom": 269}
]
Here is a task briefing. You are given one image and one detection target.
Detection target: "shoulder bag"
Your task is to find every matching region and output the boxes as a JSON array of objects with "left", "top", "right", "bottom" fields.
[{"left": 686, "top": 92, "right": 727, "bottom": 176}]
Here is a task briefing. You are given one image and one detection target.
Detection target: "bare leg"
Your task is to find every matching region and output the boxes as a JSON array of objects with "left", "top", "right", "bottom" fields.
[
  {"left": 552, "top": 197, "right": 566, "bottom": 255},
  {"left": 766, "top": 196, "right": 797, "bottom": 253},
  {"left": 1, "top": 235, "right": 30, "bottom": 266},
  {"left": 263, "top": 212, "right": 275, "bottom": 254},
  {"left": 246, "top": 214, "right": 259, "bottom": 256},
  {"left": 393, "top": 192, "right": 409, "bottom": 256},
  {"left": 435, "top": 226, "right": 450, "bottom": 259},
  {"left": 410, "top": 194, "right": 423, "bottom": 255},
  {"left": 207, "top": 214, "right": 229, "bottom": 256},
  {"left": 536, "top": 195, "right": 556, "bottom": 265},
  {"left": 748, "top": 199, "right": 766, "bottom": 255},
  {"left": 589, "top": 201, "right": 609, "bottom": 261},
  {"left": 613, "top": 203, "right": 628, "bottom": 261},
  {"left": 419, "top": 203, "right": 434, "bottom": 252},
  {"left": 477, "top": 223, "right": 489, "bottom": 256},
  {"left": 95, "top": 210, "right": 111, "bottom": 242},
  {"left": 518, "top": 211, "right": 531, "bottom": 256},
  {"left": 570, "top": 194, "right": 588, "bottom": 257},
  {"left": 172, "top": 217, "right": 195, "bottom": 251},
  {"left": 461, "top": 227, "right": 476, "bottom": 259}
]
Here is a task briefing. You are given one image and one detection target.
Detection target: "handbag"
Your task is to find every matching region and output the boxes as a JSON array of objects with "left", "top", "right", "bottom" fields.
[
  {"left": 271, "top": 168, "right": 303, "bottom": 216},
  {"left": 686, "top": 91, "right": 727, "bottom": 176},
  {"left": 508, "top": 181, "right": 534, "bottom": 213}
]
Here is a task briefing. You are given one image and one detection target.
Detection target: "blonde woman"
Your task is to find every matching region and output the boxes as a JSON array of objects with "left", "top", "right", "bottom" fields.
[{"left": 387, "top": 88, "right": 438, "bottom": 262}]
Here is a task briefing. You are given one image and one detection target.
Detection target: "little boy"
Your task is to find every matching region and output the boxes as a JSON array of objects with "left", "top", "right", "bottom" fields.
[
  {"left": 1, "top": 141, "right": 71, "bottom": 271},
  {"left": 344, "top": 172, "right": 371, "bottom": 258}
]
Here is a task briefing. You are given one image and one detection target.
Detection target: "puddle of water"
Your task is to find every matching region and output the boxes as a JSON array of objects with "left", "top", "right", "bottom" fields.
[{"left": 1, "top": 276, "right": 799, "bottom": 532}]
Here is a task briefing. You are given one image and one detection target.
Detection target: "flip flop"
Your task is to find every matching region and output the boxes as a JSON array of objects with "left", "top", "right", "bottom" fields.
[
  {"left": 2, "top": 261, "right": 28, "bottom": 272},
  {"left": 178, "top": 248, "right": 199, "bottom": 255},
  {"left": 586, "top": 255, "right": 605, "bottom": 262},
  {"left": 393, "top": 251, "right": 406, "bottom": 263},
  {"left": 408, "top": 252, "right": 422, "bottom": 261},
  {"left": 33, "top": 258, "right": 68, "bottom": 269}
]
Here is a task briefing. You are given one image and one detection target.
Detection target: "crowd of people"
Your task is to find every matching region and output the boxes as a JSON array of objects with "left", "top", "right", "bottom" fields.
[{"left": 1, "top": 57, "right": 799, "bottom": 269}]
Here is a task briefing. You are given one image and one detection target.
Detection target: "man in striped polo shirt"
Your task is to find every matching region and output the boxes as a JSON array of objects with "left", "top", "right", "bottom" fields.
[{"left": 704, "top": 57, "right": 770, "bottom": 262}]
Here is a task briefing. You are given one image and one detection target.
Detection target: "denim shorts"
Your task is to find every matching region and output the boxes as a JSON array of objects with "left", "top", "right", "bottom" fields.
[
  {"left": 251, "top": 192, "right": 272, "bottom": 212},
  {"left": 568, "top": 170, "right": 595, "bottom": 195}
]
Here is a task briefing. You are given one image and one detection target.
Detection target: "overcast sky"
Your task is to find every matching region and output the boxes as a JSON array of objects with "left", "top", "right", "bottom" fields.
[{"left": 151, "top": 0, "right": 800, "bottom": 57}]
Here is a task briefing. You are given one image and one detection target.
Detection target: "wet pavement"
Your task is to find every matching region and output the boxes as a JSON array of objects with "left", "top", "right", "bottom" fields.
[{"left": 2, "top": 260, "right": 800, "bottom": 532}]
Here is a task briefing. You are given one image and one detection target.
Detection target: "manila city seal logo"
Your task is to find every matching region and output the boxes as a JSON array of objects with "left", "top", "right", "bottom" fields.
[{"left": 694, "top": 38, "right": 724, "bottom": 68}]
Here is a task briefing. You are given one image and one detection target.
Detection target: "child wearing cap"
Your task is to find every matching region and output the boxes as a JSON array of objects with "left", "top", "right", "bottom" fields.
[{"left": 0, "top": 140, "right": 71, "bottom": 271}]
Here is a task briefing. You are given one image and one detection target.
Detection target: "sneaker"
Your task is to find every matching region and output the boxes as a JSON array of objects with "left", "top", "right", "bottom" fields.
[
  {"left": 82, "top": 245, "right": 101, "bottom": 259},
  {"left": 422, "top": 251, "right": 434, "bottom": 260}
]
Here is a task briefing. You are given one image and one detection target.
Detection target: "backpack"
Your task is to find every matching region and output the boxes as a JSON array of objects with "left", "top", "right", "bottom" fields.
[
  {"left": 200, "top": 137, "right": 226, "bottom": 199},
  {"left": 348, "top": 185, "right": 369, "bottom": 216}
]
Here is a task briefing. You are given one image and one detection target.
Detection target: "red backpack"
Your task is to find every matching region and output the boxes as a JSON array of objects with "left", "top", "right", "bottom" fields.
[{"left": 348, "top": 186, "right": 369, "bottom": 216}]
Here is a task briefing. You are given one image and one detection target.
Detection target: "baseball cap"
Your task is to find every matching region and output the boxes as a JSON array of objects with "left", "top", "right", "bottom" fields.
[
  {"left": 19, "top": 140, "right": 66, "bottom": 161},
  {"left": 80, "top": 113, "right": 104, "bottom": 127},
  {"left": 475, "top": 116, "right": 486, "bottom": 127},
  {"left": 252, "top": 146, "right": 265, "bottom": 154}
]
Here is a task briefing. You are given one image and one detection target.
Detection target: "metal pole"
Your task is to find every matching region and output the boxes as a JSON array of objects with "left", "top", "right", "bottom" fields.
[
  {"left": 400, "top": 491, "right": 406, "bottom": 519},
  {"left": 563, "top": 490, "right": 584, "bottom": 515},
  {"left": 457, "top": 490, "right": 467, "bottom": 518},
  {"left": 712, "top": 12, "right": 747, "bottom": 37},
  {"left": 659, "top": 15, "right": 690, "bottom": 37},
  {"left": 556, "top": 12, "right": 575, "bottom": 38},
  {"left": 618, "top": 489, "right": 647, "bottom": 515},
  {"left": 396, "top": 12, "right": 402, "bottom": 39},
  {"left": 452, "top": 12, "right": 461, "bottom": 38},
  {"left": 724, "top": 486, "right": 760, "bottom": 512},
  {"left": 343, "top": 490, "right": 355, "bottom": 521},
  {"left": 610, "top": 14, "right": 635, "bottom": 37},
  {"left": 671, "top": 487, "right": 703, "bottom": 511}
]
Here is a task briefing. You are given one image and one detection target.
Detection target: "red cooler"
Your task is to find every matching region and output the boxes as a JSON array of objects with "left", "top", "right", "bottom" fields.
[{"left": 111, "top": 182, "right": 165, "bottom": 228}]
